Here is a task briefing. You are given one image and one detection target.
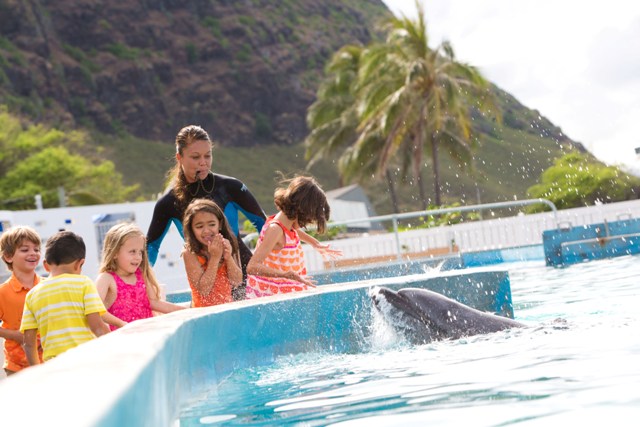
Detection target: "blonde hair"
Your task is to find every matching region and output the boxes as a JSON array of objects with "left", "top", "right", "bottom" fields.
[
  {"left": 98, "top": 222, "right": 161, "bottom": 300},
  {"left": 0, "top": 226, "right": 41, "bottom": 271}
]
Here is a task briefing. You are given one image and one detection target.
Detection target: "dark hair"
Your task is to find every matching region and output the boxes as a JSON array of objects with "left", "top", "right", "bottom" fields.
[
  {"left": 183, "top": 198, "right": 240, "bottom": 263},
  {"left": 274, "top": 176, "right": 330, "bottom": 234},
  {"left": 45, "top": 231, "right": 86, "bottom": 266},
  {"left": 169, "top": 125, "right": 213, "bottom": 208}
]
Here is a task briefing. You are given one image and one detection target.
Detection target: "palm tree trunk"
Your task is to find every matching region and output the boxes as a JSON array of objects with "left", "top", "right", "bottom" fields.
[
  {"left": 385, "top": 168, "right": 399, "bottom": 213},
  {"left": 431, "top": 137, "right": 441, "bottom": 206},
  {"left": 416, "top": 169, "right": 428, "bottom": 210},
  {"left": 415, "top": 112, "right": 428, "bottom": 210}
]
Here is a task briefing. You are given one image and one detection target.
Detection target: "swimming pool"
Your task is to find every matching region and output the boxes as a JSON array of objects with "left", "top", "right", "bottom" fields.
[
  {"left": 0, "top": 265, "right": 511, "bottom": 427},
  {"left": 1, "top": 255, "right": 638, "bottom": 426},
  {"left": 178, "top": 256, "right": 640, "bottom": 426}
]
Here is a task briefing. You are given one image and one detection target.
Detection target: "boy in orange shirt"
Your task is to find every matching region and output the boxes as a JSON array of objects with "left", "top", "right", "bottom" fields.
[{"left": 0, "top": 226, "right": 43, "bottom": 376}]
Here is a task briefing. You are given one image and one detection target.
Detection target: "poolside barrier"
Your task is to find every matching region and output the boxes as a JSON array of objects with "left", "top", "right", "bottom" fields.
[
  {"left": 0, "top": 268, "right": 512, "bottom": 427},
  {"left": 542, "top": 218, "right": 640, "bottom": 266}
]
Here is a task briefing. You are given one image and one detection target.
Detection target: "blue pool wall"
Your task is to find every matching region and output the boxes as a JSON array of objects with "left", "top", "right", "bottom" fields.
[
  {"left": 461, "top": 244, "right": 545, "bottom": 267},
  {"left": 0, "top": 268, "right": 512, "bottom": 427},
  {"left": 103, "top": 268, "right": 514, "bottom": 427},
  {"left": 167, "top": 256, "right": 463, "bottom": 303},
  {"left": 542, "top": 218, "right": 640, "bottom": 266},
  {"left": 167, "top": 250, "right": 535, "bottom": 305}
]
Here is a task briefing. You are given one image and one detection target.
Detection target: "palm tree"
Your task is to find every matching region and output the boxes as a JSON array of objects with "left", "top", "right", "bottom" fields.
[
  {"left": 355, "top": 1, "right": 498, "bottom": 208},
  {"left": 305, "top": 45, "right": 402, "bottom": 212},
  {"left": 305, "top": 45, "right": 362, "bottom": 169}
]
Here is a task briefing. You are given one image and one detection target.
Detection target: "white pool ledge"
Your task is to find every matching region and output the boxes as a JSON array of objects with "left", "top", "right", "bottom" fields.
[{"left": 0, "top": 269, "right": 511, "bottom": 427}]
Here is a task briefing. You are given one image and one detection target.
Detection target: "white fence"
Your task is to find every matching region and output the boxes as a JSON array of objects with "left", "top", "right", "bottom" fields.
[
  {"left": 303, "top": 199, "right": 640, "bottom": 272},
  {"left": 3, "top": 198, "right": 640, "bottom": 288}
]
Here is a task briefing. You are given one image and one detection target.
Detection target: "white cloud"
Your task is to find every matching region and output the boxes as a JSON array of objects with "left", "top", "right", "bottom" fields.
[{"left": 381, "top": 0, "right": 640, "bottom": 168}]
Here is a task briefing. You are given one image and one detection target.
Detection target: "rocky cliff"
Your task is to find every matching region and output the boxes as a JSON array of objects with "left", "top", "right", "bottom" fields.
[{"left": 0, "top": 0, "right": 390, "bottom": 145}]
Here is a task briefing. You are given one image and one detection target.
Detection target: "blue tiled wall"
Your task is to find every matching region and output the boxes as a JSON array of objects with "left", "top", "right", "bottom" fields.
[{"left": 543, "top": 218, "right": 640, "bottom": 266}]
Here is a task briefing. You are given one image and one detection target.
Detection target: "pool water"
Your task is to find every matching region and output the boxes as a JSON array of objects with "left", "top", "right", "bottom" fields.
[{"left": 177, "top": 256, "right": 640, "bottom": 426}]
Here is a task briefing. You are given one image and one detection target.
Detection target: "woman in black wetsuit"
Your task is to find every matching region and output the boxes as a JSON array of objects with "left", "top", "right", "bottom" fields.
[{"left": 146, "top": 125, "right": 266, "bottom": 300}]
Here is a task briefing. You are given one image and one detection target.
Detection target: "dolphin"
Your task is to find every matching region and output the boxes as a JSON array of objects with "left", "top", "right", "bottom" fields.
[{"left": 370, "top": 287, "right": 525, "bottom": 343}]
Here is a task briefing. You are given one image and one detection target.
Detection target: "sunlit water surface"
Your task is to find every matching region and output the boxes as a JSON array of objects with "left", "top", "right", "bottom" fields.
[{"left": 178, "top": 256, "right": 640, "bottom": 426}]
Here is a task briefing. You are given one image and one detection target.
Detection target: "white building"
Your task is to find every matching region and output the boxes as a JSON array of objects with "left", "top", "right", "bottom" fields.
[
  {"left": 0, "top": 202, "right": 186, "bottom": 292},
  {"left": 0, "top": 195, "right": 373, "bottom": 293}
]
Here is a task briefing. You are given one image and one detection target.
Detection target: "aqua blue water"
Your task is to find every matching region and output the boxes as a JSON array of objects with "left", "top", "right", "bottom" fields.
[{"left": 177, "top": 256, "right": 640, "bottom": 426}]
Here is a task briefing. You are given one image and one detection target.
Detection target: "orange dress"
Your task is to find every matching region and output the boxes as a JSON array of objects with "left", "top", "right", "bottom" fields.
[
  {"left": 246, "top": 216, "right": 312, "bottom": 299},
  {"left": 189, "top": 255, "right": 233, "bottom": 307}
]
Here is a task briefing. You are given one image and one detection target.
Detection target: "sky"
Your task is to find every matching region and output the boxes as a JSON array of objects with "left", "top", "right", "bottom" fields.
[{"left": 381, "top": 0, "right": 640, "bottom": 172}]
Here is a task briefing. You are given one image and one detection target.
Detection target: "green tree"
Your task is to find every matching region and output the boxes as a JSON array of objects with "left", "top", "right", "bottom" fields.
[
  {"left": 355, "top": 1, "right": 497, "bottom": 208},
  {"left": 0, "top": 107, "right": 138, "bottom": 209},
  {"left": 305, "top": 44, "right": 401, "bottom": 212},
  {"left": 0, "top": 146, "right": 138, "bottom": 209},
  {"left": 305, "top": 1, "right": 497, "bottom": 211},
  {"left": 527, "top": 152, "right": 640, "bottom": 211}
]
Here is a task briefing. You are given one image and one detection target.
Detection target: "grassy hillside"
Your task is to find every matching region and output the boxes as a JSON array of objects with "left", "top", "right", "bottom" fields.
[
  {"left": 94, "top": 124, "right": 570, "bottom": 217},
  {"left": 0, "top": 0, "right": 585, "bottom": 216}
]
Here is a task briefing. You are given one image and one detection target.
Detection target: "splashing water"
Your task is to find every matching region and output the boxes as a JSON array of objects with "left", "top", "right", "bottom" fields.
[{"left": 178, "top": 256, "right": 640, "bottom": 426}]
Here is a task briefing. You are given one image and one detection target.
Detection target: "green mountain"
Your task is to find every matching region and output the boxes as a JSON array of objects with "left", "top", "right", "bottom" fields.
[{"left": 0, "top": 0, "right": 585, "bottom": 215}]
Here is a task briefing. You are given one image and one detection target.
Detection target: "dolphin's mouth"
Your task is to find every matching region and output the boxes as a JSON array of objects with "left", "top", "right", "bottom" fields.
[
  {"left": 370, "top": 286, "right": 437, "bottom": 344},
  {"left": 370, "top": 287, "right": 427, "bottom": 323}
]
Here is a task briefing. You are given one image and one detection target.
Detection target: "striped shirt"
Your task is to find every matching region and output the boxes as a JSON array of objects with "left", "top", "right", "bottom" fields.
[{"left": 20, "top": 274, "right": 106, "bottom": 361}]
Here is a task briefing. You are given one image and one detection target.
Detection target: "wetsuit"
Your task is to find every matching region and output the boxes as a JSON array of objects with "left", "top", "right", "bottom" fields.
[{"left": 147, "top": 172, "right": 266, "bottom": 300}]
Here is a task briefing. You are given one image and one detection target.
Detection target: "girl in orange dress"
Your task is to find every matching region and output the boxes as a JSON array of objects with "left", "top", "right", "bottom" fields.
[
  {"left": 246, "top": 176, "right": 342, "bottom": 299},
  {"left": 182, "top": 199, "right": 243, "bottom": 307}
]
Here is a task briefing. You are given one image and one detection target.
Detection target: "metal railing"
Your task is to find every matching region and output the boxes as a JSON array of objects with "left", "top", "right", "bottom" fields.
[
  {"left": 323, "top": 198, "right": 557, "bottom": 261},
  {"left": 244, "top": 198, "right": 557, "bottom": 263}
]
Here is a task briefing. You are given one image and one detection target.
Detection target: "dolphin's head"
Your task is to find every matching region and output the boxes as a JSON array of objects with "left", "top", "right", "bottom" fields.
[
  {"left": 370, "top": 286, "right": 442, "bottom": 343},
  {"left": 371, "top": 286, "right": 525, "bottom": 343}
]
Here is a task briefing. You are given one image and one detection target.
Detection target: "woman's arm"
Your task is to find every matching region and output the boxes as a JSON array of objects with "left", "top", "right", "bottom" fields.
[
  {"left": 146, "top": 192, "right": 178, "bottom": 266},
  {"left": 226, "top": 176, "right": 267, "bottom": 234}
]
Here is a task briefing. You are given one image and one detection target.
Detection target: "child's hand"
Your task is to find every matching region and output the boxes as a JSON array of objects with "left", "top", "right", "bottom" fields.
[
  {"left": 222, "top": 238, "right": 232, "bottom": 261},
  {"left": 285, "top": 271, "right": 317, "bottom": 287},
  {"left": 207, "top": 234, "right": 224, "bottom": 259},
  {"left": 315, "top": 243, "right": 343, "bottom": 260}
]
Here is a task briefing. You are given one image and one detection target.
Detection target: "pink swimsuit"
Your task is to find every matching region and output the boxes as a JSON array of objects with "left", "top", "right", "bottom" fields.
[{"left": 107, "top": 269, "right": 153, "bottom": 330}]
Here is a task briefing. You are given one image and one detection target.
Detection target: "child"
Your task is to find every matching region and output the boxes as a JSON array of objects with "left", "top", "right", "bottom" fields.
[
  {"left": 246, "top": 175, "right": 342, "bottom": 298},
  {"left": 95, "top": 223, "right": 185, "bottom": 330},
  {"left": 20, "top": 231, "right": 110, "bottom": 364},
  {"left": 182, "top": 199, "right": 243, "bottom": 307},
  {"left": 0, "top": 226, "right": 43, "bottom": 375}
]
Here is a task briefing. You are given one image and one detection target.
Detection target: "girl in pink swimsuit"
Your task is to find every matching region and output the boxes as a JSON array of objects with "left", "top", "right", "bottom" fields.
[
  {"left": 246, "top": 176, "right": 342, "bottom": 299},
  {"left": 96, "top": 223, "right": 184, "bottom": 330}
]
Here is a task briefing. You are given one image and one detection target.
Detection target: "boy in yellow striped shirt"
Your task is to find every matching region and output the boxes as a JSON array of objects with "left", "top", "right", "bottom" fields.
[{"left": 20, "top": 231, "right": 110, "bottom": 364}]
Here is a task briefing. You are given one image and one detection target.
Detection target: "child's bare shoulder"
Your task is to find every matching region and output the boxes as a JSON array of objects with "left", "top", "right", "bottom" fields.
[{"left": 95, "top": 272, "right": 116, "bottom": 287}]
